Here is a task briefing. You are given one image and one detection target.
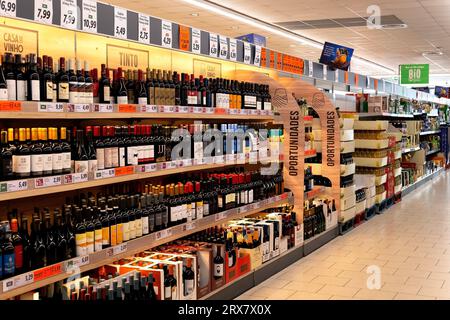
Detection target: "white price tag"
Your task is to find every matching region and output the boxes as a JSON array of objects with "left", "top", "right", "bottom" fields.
[
  {"left": 225, "top": 154, "right": 235, "bottom": 164},
  {"left": 161, "top": 20, "right": 173, "bottom": 48},
  {"left": 250, "top": 109, "right": 259, "bottom": 115},
  {"left": 204, "top": 156, "right": 213, "bottom": 164},
  {"left": 35, "top": 176, "right": 62, "bottom": 188},
  {"left": 219, "top": 35, "right": 228, "bottom": 59},
  {"left": 308, "top": 60, "right": 314, "bottom": 77},
  {"left": 2, "top": 179, "right": 28, "bottom": 192},
  {"left": 63, "top": 172, "right": 88, "bottom": 184},
  {"left": 35, "top": 0, "right": 53, "bottom": 24},
  {"left": 108, "top": 243, "right": 127, "bottom": 256},
  {"left": 192, "top": 28, "right": 201, "bottom": 54},
  {"left": 182, "top": 158, "right": 193, "bottom": 167},
  {"left": 244, "top": 42, "right": 251, "bottom": 64},
  {"left": 167, "top": 161, "right": 177, "bottom": 169},
  {"left": 138, "top": 13, "right": 150, "bottom": 44},
  {"left": 249, "top": 151, "right": 258, "bottom": 164},
  {"left": 185, "top": 222, "right": 196, "bottom": 231},
  {"left": 155, "top": 230, "right": 167, "bottom": 240},
  {"left": 70, "top": 104, "right": 91, "bottom": 112},
  {"left": 39, "top": 103, "right": 64, "bottom": 112},
  {"left": 209, "top": 33, "right": 218, "bottom": 57},
  {"left": 205, "top": 107, "right": 214, "bottom": 114},
  {"left": 163, "top": 105, "right": 175, "bottom": 113},
  {"left": 114, "top": 7, "right": 127, "bottom": 39},
  {"left": 192, "top": 107, "right": 203, "bottom": 114},
  {"left": 145, "top": 105, "right": 158, "bottom": 113},
  {"left": 2, "top": 272, "right": 34, "bottom": 292},
  {"left": 229, "top": 39, "right": 237, "bottom": 62},
  {"left": 214, "top": 155, "right": 224, "bottom": 164},
  {"left": 96, "top": 104, "right": 113, "bottom": 113},
  {"left": 82, "top": 0, "right": 97, "bottom": 33},
  {"left": 64, "top": 255, "right": 89, "bottom": 271},
  {"left": 103, "top": 169, "right": 115, "bottom": 178},
  {"left": 254, "top": 45, "right": 262, "bottom": 66},
  {"left": 178, "top": 106, "right": 189, "bottom": 113},
  {"left": 60, "top": 0, "right": 77, "bottom": 30},
  {"left": 240, "top": 109, "right": 248, "bottom": 115},
  {"left": 237, "top": 153, "right": 246, "bottom": 164},
  {"left": 144, "top": 163, "right": 157, "bottom": 172},
  {"left": 193, "top": 158, "right": 204, "bottom": 166},
  {"left": 215, "top": 212, "right": 226, "bottom": 222},
  {"left": 229, "top": 109, "right": 239, "bottom": 115},
  {"left": 0, "top": 0, "right": 16, "bottom": 17}
]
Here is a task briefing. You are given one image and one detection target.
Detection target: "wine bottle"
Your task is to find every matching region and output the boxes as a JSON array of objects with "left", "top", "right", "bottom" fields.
[
  {"left": 0, "top": 56, "right": 8, "bottom": 101},
  {"left": 183, "top": 258, "right": 195, "bottom": 296},
  {"left": 60, "top": 127, "right": 71, "bottom": 174},
  {"left": 85, "top": 126, "right": 97, "bottom": 173},
  {"left": 27, "top": 54, "right": 40, "bottom": 101},
  {"left": 74, "top": 130, "right": 89, "bottom": 174},
  {"left": 76, "top": 60, "right": 86, "bottom": 104},
  {"left": 84, "top": 62, "right": 93, "bottom": 104},
  {"left": 0, "top": 130, "right": 14, "bottom": 181},
  {"left": 99, "top": 64, "right": 111, "bottom": 104},
  {"left": 116, "top": 68, "right": 128, "bottom": 104},
  {"left": 50, "top": 127, "right": 63, "bottom": 175},
  {"left": 4, "top": 53, "right": 16, "bottom": 101},
  {"left": 13, "top": 128, "right": 31, "bottom": 178},
  {"left": 57, "top": 57, "right": 69, "bottom": 103},
  {"left": 93, "top": 126, "right": 105, "bottom": 171},
  {"left": 10, "top": 218, "right": 23, "bottom": 275},
  {"left": 30, "top": 127, "right": 44, "bottom": 177}
]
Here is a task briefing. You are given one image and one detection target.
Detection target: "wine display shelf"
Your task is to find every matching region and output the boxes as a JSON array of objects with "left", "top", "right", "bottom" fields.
[
  {"left": 358, "top": 112, "right": 415, "bottom": 119},
  {"left": 401, "top": 167, "right": 444, "bottom": 196},
  {"left": 0, "top": 192, "right": 293, "bottom": 300},
  {"left": 402, "top": 146, "right": 421, "bottom": 154},
  {"left": 0, "top": 156, "right": 282, "bottom": 202},
  {"left": 0, "top": 102, "right": 274, "bottom": 121},
  {"left": 426, "top": 149, "right": 440, "bottom": 156}
]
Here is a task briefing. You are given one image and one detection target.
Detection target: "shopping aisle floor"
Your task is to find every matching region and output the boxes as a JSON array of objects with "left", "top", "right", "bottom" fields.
[{"left": 237, "top": 170, "right": 450, "bottom": 300}]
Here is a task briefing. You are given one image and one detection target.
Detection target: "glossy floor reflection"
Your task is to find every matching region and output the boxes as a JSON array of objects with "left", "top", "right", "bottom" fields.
[{"left": 237, "top": 170, "right": 450, "bottom": 300}]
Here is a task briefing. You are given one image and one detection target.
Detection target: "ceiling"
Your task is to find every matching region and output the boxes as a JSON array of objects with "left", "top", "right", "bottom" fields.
[{"left": 106, "top": 0, "right": 450, "bottom": 78}]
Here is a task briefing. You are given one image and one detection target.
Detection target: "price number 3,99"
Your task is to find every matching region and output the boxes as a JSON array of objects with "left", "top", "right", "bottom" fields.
[{"left": 0, "top": 0, "right": 16, "bottom": 17}]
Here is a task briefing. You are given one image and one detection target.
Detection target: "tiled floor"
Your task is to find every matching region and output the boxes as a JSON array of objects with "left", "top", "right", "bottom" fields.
[{"left": 237, "top": 170, "right": 450, "bottom": 300}]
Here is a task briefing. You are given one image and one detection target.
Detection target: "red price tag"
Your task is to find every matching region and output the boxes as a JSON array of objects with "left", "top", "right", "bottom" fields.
[
  {"left": 119, "top": 104, "right": 137, "bottom": 113},
  {"left": 115, "top": 166, "right": 134, "bottom": 176},
  {"left": 33, "top": 263, "right": 63, "bottom": 282},
  {"left": 0, "top": 101, "right": 21, "bottom": 111}
]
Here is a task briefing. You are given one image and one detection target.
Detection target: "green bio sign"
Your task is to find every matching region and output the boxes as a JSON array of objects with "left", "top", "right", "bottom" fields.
[{"left": 399, "top": 64, "right": 429, "bottom": 85}]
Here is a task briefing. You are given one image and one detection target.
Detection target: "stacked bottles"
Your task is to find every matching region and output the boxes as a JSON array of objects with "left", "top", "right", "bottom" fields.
[
  {"left": 303, "top": 198, "right": 336, "bottom": 240},
  {"left": 0, "top": 53, "right": 272, "bottom": 111}
]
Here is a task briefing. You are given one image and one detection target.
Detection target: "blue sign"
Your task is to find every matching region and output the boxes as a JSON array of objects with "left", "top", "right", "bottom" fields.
[
  {"left": 435, "top": 86, "right": 449, "bottom": 98},
  {"left": 319, "top": 42, "right": 354, "bottom": 71},
  {"left": 235, "top": 33, "right": 266, "bottom": 47}
]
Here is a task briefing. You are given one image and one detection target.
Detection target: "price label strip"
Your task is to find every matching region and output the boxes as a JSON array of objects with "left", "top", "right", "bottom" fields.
[
  {"left": 209, "top": 33, "right": 218, "bottom": 57},
  {"left": 0, "top": 0, "right": 16, "bottom": 17},
  {"left": 0, "top": 179, "right": 28, "bottom": 193},
  {"left": 61, "top": 0, "right": 78, "bottom": 30},
  {"left": 2, "top": 271, "right": 34, "bottom": 293},
  {"left": 219, "top": 35, "right": 228, "bottom": 59},
  {"left": 35, "top": 176, "right": 62, "bottom": 188},
  {"left": 107, "top": 243, "right": 127, "bottom": 257},
  {"left": 82, "top": 0, "right": 97, "bottom": 33},
  {"left": 95, "top": 104, "right": 113, "bottom": 113},
  {"left": 33, "top": 263, "right": 63, "bottom": 282},
  {"left": 184, "top": 222, "right": 196, "bottom": 231},
  {"left": 63, "top": 172, "right": 88, "bottom": 184},
  {"left": 64, "top": 255, "right": 89, "bottom": 272},
  {"left": 38, "top": 103, "right": 64, "bottom": 112},
  {"left": 114, "top": 7, "right": 127, "bottom": 39},
  {"left": 35, "top": 0, "right": 53, "bottom": 25}
]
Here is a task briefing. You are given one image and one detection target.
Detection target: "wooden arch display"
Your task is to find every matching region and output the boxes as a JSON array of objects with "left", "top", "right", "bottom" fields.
[{"left": 233, "top": 70, "right": 341, "bottom": 225}]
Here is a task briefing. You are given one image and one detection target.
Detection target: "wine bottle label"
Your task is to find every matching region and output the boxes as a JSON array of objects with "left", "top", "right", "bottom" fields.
[
  {"left": 182, "top": 204, "right": 188, "bottom": 219},
  {"left": 116, "top": 223, "right": 123, "bottom": 244},
  {"left": 191, "top": 202, "right": 196, "bottom": 220},
  {"left": 138, "top": 146, "right": 145, "bottom": 163},
  {"left": 14, "top": 244, "right": 23, "bottom": 269},
  {"left": 148, "top": 145, "right": 155, "bottom": 161},
  {"left": 164, "top": 286, "right": 172, "bottom": 300},
  {"left": 194, "top": 142, "right": 203, "bottom": 159},
  {"left": 240, "top": 191, "right": 246, "bottom": 204},
  {"left": 110, "top": 224, "right": 117, "bottom": 246},
  {"left": 2, "top": 253, "right": 14, "bottom": 276},
  {"left": 96, "top": 148, "right": 105, "bottom": 170},
  {"left": 225, "top": 193, "right": 235, "bottom": 205},
  {"left": 88, "top": 159, "right": 98, "bottom": 173},
  {"left": 142, "top": 216, "right": 149, "bottom": 234},
  {"left": 228, "top": 254, "right": 233, "bottom": 267},
  {"left": 203, "top": 203, "right": 209, "bottom": 216},
  {"left": 256, "top": 101, "right": 262, "bottom": 110},
  {"left": 103, "top": 86, "right": 111, "bottom": 103},
  {"left": 13, "top": 155, "right": 31, "bottom": 174},
  {"left": 248, "top": 190, "right": 254, "bottom": 203},
  {"left": 75, "top": 233, "right": 87, "bottom": 256},
  {"left": 16, "top": 80, "right": 26, "bottom": 101},
  {"left": 172, "top": 286, "right": 177, "bottom": 300},
  {"left": 46, "top": 81, "right": 54, "bottom": 100},
  {"left": 138, "top": 97, "right": 147, "bottom": 105},
  {"left": 104, "top": 148, "right": 112, "bottom": 168},
  {"left": 59, "top": 83, "right": 69, "bottom": 100},
  {"left": 264, "top": 102, "right": 272, "bottom": 111},
  {"left": 30, "top": 79, "right": 40, "bottom": 101},
  {"left": 185, "top": 280, "right": 194, "bottom": 296},
  {"left": 188, "top": 92, "right": 197, "bottom": 105},
  {"left": 119, "top": 147, "right": 126, "bottom": 167},
  {"left": 102, "top": 226, "right": 110, "bottom": 245},
  {"left": 196, "top": 202, "right": 203, "bottom": 219},
  {"left": 31, "top": 154, "right": 44, "bottom": 173},
  {"left": 275, "top": 237, "right": 280, "bottom": 250},
  {"left": 0, "top": 88, "right": 8, "bottom": 100},
  {"left": 170, "top": 207, "right": 176, "bottom": 223},
  {"left": 214, "top": 263, "right": 224, "bottom": 277},
  {"left": 135, "top": 218, "right": 143, "bottom": 237},
  {"left": 186, "top": 203, "right": 192, "bottom": 222},
  {"left": 129, "top": 220, "right": 136, "bottom": 239},
  {"left": 94, "top": 229, "right": 102, "bottom": 252},
  {"left": 123, "top": 222, "right": 130, "bottom": 241},
  {"left": 7, "top": 79, "right": 16, "bottom": 100},
  {"left": 69, "top": 81, "right": 78, "bottom": 103},
  {"left": 117, "top": 96, "right": 128, "bottom": 105},
  {"left": 155, "top": 213, "right": 163, "bottom": 228},
  {"left": 62, "top": 152, "right": 71, "bottom": 170},
  {"left": 43, "top": 154, "right": 53, "bottom": 172},
  {"left": 218, "top": 197, "right": 223, "bottom": 209},
  {"left": 203, "top": 95, "right": 206, "bottom": 106},
  {"left": 52, "top": 153, "right": 63, "bottom": 171},
  {"left": 75, "top": 160, "right": 89, "bottom": 174},
  {"left": 111, "top": 147, "right": 119, "bottom": 167},
  {"left": 86, "top": 92, "right": 94, "bottom": 104},
  {"left": 86, "top": 230, "right": 95, "bottom": 254},
  {"left": 127, "top": 147, "right": 138, "bottom": 166},
  {"left": 244, "top": 95, "right": 257, "bottom": 109}
]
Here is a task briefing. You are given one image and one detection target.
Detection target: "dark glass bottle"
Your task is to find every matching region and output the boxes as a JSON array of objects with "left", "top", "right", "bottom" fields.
[
  {"left": 98, "top": 64, "right": 111, "bottom": 104},
  {"left": 10, "top": 218, "right": 23, "bottom": 275},
  {"left": 27, "top": 54, "right": 40, "bottom": 101},
  {"left": 74, "top": 130, "right": 89, "bottom": 174},
  {"left": 85, "top": 127, "right": 97, "bottom": 173},
  {"left": 57, "top": 57, "right": 69, "bottom": 103},
  {"left": 30, "top": 218, "right": 46, "bottom": 269},
  {"left": 0, "top": 130, "right": 13, "bottom": 181},
  {"left": 54, "top": 213, "right": 67, "bottom": 262},
  {"left": 14, "top": 128, "right": 31, "bottom": 178}
]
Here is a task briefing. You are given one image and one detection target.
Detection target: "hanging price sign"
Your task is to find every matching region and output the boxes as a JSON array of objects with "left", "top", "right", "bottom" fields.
[
  {"left": 35, "top": 0, "right": 53, "bottom": 25},
  {"left": 82, "top": 0, "right": 97, "bottom": 33},
  {"left": 254, "top": 45, "right": 262, "bottom": 67},
  {"left": 219, "top": 36, "right": 228, "bottom": 59},
  {"left": 138, "top": 13, "right": 150, "bottom": 44},
  {"left": 114, "top": 7, "right": 127, "bottom": 39},
  {"left": 161, "top": 20, "right": 173, "bottom": 48},
  {"left": 60, "top": 0, "right": 78, "bottom": 30},
  {"left": 0, "top": 0, "right": 16, "bottom": 17},
  {"left": 209, "top": 33, "right": 218, "bottom": 57},
  {"left": 229, "top": 39, "right": 237, "bottom": 61},
  {"left": 192, "top": 28, "right": 201, "bottom": 54},
  {"left": 244, "top": 42, "right": 251, "bottom": 64}
]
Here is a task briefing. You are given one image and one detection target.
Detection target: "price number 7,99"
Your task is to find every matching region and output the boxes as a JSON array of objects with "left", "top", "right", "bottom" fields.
[
  {"left": 37, "top": 8, "right": 51, "bottom": 20},
  {"left": 63, "top": 14, "right": 75, "bottom": 25}
]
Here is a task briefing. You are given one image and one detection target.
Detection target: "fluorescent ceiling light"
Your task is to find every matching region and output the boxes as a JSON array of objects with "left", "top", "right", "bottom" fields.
[{"left": 182, "top": 0, "right": 395, "bottom": 74}]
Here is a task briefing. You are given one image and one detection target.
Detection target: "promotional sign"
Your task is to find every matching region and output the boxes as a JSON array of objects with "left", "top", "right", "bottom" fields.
[
  {"left": 235, "top": 33, "right": 266, "bottom": 47},
  {"left": 0, "top": 25, "right": 38, "bottom": 56},
  {"left": 35, "top": 0, "right": 53, "bottom": 25},
  {"left": 191, "top": 28, "right": 201, "bottom": 54},
  {"left": 82, "top": 0, "right": 97, "bottom": 33},
  {"left": 435, "top": 86, "right": 449, "bottom": 98},
  {"left": 161, "top": 20, "right": 172, "bottom": 48},
  {"left": 60, "top": 0, "right": 78, "bottom": 30},
  {"left": 114, "top": 7, "right": 127, "bottom": 39},
  {"left": 106, "top": 45, "right": 149, "bottom": 71},
  {"left": 243, "top": 42, "right": 251, "bottom": 64},
  {"left": 399, "top": 64, "right": 429, "bottom": 85},
  {"left": 219, "top": 36, "right": 228, "bottom": 60},
  {"left": 138, "top": 14, "right": 150, "bottom": 44},
  {"left": 319, "top": 41, "right": 354, "bottom": 71},
  {"left": 0, "top": 0, "right": 16, "bottom": 17},
  {"left": 179, "top": 25, "right": 190, "bottom": 51}
]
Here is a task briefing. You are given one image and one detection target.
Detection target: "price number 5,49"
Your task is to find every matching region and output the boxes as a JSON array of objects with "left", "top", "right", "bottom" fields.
[
  {"left": 0, "top": 0, "right": 16, "bottom": 16},
  {"left": 116, "top": 26, "right": 126, "bottom": 37}
]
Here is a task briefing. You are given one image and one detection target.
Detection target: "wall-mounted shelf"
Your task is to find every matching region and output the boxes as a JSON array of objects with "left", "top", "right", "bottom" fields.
[
  {"left": 420, "top": 130, "right": 441, "bottom": 136},
  {"left": 402, "top": 146, "right": 421, "bottom": 154},
  {"left": 426, "top": 149, "right": 440, "bottom": 156},
  {"left": 358, "top": 112, "right": 414, "bottom": 119},
  {"left": 0, "top": 192, "right": 293, "bottom": 300}
]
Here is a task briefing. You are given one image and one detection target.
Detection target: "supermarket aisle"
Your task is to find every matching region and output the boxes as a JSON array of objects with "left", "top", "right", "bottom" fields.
[{"left": 237, "top": 170, "right": 450, "bottom": 300}]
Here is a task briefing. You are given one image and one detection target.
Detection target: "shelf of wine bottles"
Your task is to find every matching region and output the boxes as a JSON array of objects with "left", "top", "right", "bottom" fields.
[{"left": 0, "top": 192, "right": 293, "bottom": 300}]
